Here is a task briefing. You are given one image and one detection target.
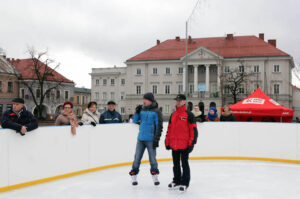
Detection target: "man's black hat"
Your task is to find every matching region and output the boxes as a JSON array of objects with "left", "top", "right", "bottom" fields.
[
  {"left": 12, "top": 98, "right": 24, "bottom": 104},
  {"left": 107, "top": 101, "right": 116, "bottom": 105},
  {"left": 174, "top": 94, "right": 186, "bottom": 101}
]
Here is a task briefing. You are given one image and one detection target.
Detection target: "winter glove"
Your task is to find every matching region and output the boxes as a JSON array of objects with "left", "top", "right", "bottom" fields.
[
  {"left": 153, "top": 141, "right": 159, "bottom": 149},
  {"left": 90, "top": 122, "right": 96, "bottom": 127},
  {"left": 187, "top": 146, "right": 194, "bottom": 153},
  {"left": 78, "top": 122, "right": 83, "bottom": 126},
  {"left": 166, "top": 146, "right": 171, "bottom": 150},
  {"left": 135, "top": 105, "right": 143, "bottom": 114}
]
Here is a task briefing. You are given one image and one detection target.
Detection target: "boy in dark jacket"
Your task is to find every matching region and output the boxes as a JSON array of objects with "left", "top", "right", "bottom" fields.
[
  {"left": 99, "top": 101, "right": 123, "bottom": 124},
  {"left": 129, "top": 93, "right": 163, "bottom": 186},
  {"left": 165, "top": 94, "right": 198, "bottom": 192},
  {"left": 1, "top": 98, "right": 38, "bottom": 135}
]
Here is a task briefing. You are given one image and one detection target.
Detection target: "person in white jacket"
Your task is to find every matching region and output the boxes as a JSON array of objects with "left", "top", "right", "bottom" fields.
[{"left": 78, "top": 101, "right": 100, "bottom": 126}]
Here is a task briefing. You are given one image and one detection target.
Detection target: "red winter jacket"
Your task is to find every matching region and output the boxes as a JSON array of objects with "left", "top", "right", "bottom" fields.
[{"left": 165, "top": 105, "right": 198, "bottom": 150}]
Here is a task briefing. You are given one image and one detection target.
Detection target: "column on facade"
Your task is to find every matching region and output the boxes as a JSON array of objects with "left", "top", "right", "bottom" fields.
[
  {"left": 183, "top": 64, "right": 187, "bottom": 93},
  {"left": 217, "top": 64, "right": 221, "bottom": 92},
  {"left": 205, "top": 64, "right": 210, "bottom": 95},
  {"left": 194, "top": 65, "right": 199, "bottom": 93}
]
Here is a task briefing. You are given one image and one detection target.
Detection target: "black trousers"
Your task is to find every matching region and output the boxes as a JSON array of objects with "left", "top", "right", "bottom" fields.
[{"left": 172, "top": 149, "right": 190, "bottom": 186}]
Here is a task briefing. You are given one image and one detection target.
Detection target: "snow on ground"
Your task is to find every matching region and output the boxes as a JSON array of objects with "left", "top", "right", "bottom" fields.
[{"left": 1, "top": 160, "right": 300, "bottom": 199}]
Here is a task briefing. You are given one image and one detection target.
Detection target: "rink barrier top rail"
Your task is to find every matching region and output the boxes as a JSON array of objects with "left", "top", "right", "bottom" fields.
[{"left": 1, "top": 122, "right": 300, "bottom": 192}]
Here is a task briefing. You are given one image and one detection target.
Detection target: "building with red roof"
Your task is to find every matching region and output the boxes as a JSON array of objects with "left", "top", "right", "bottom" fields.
[{"left": 91, "top": 33, "right": 295, "bottom": 119}]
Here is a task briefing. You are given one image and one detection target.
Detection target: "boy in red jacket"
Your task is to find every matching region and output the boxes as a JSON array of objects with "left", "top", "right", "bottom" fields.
[{"left": 165, "top": 94, "right": 198, "bottom": 192}]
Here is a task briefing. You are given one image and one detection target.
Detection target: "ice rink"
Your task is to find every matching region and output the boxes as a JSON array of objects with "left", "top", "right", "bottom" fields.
[{"left": 1, "top": 160, "right": 300, "bottom": 199}]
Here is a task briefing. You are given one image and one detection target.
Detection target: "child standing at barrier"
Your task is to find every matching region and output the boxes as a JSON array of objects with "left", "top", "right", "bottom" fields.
[
  {"left": 129, "top": 93, "right": 163, "bottom": 186},
  {"left": 165, "top": 94, "right": 198, "bottom": 192}
]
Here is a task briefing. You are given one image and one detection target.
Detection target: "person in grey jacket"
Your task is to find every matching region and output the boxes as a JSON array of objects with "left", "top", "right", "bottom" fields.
[{"left": 79, "top": 101, "right": 100, "bottom": 126}]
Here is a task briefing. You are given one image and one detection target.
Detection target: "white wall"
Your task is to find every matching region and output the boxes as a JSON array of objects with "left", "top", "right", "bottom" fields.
[{"left": 1, "top": 122, "right": 300, "bottom": 189}]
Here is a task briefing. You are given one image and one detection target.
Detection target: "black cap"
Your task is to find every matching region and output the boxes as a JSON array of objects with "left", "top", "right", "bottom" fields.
[
  {"left": 143, "top": 92, "right": 155, "bottom": 102},
  {"left": 174, "top": 94, "right": 186, "bottom": 101},
  {"left": 107, "top": 101, "right": 116, "bottom": 105},
  {"left": 12, "top": 98, "right": 24, "bottom": 104}
]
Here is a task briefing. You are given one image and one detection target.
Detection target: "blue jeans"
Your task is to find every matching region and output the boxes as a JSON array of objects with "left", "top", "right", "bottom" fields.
[{"left": 131, "top": 140, "right": 159, "bottom": 175}]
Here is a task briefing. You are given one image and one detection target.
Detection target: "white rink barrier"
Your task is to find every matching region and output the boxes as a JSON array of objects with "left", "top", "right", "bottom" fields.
[{"left": 1, "top": 122, "right": 300, "bottom": 192}]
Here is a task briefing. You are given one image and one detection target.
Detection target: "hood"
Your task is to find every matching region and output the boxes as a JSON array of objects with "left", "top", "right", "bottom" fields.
[
  {"left": 143, "top": 101, "right": 158, "bottom": 110},
  {"left": 192, "top": 110, "right": 202, "bottom": 117}
]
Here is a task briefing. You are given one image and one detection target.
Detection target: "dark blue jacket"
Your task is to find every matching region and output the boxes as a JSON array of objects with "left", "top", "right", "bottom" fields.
[
  {"left": 133, "top": 102, "right": 163, "bottom": 142},
  {"left": 1, "top": 108, "right": 38, "bottom": 134},
  {"left": 99, "top": 110, "right": 123, "bottom": 124}
]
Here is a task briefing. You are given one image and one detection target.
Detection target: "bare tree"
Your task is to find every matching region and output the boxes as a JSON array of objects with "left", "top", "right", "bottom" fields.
[
  {"left": 221, "top": 60, "right": 254, "bottom": 103},
  {"left": 16, "top": 47, "right": 64, "bottom": 120}
]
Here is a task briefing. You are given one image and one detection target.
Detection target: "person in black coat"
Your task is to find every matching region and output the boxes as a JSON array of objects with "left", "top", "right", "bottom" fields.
[
  {"left": 1, "top": 98, "right": 38, "bottom": 135},
  {"left": 220, "top": 105, "right": 236, "bottom": 122},
  {"left": 99, "top": 101, "right": 123, "bottom": 124}
]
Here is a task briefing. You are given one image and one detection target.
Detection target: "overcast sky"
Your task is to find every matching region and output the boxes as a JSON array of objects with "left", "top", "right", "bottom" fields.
[{"left": 1, "top": 0, "right": 300, "bottom": 88}]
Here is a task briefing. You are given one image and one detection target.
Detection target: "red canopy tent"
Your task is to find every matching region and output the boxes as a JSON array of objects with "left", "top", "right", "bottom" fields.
[{"left": 229, "top": 88, "right": 294, "bottom": 122}]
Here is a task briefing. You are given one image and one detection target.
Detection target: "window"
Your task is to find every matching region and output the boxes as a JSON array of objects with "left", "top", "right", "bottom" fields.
[
  {"left": 6, "top": 104, "right": 12, "bottom": 111},
  {"left": 165, "top": 105, "right": 170, "bottom": 114},
  {"left": 274, "top": 65, "right": 280, "bottom": 72},
  {"left": 77, "top": 96, "right": 80, "bottom": 104},
  {"left": 153, "top": 85, "right": 158, "bottom": 94},
  {"left": 165, "top": 85, "right": 170, "bottom": 94},
  {"left": 224, "top": 85, "right": 230, "bottom": 94},
  {"left": 153, "top": 68, "right": 158, "bottom": 74},
  {"left": 65, "top": 91, "right": 69, "bottom": 99},
  {"left": 137, "top": 68, "right": 141, "bottom": 75},
  {"left": 239, "top": 65, "right": 244, "bottom": 73},
  {"left": 274, "top": 84, "right": 280, "bottom": 94},
  {"left": 136, "top": 85, "right": 141, "bottom": 94},
  {"left": 95, "top": 92, "right": 99, "bottom": 100},
  {"left": 166, "top": 67, "right": 170, "bottom": 74},
  {"left": 121, "top": 79, "right": 125, "bottom": 85},
  {"left": 238, "top": 84, "right": 245, "bottom": 94},
  {"left": 96, "top": 79, "right": 99, "bottom": 85},
  {"left": 254, "top": 65, "right": 260, "bottom": 73},
  {"left": 110, "top": 92, "right": 115, "bottom": 100},
  {"left": 224, "top": 66, "right": 230, "bottom": 73},
  {"left": 102, "top": 92, "right": 107, "bottom": 100},
  {"left": 103, "top": 79, "right": 107, "bottom": 85},
  {"left": 36, "top": 89, "right": 41, "bottom": 98},
  {"left": 111, "top": 79, "right": 115, "bottom": 85},
  {"left": 56, "top": 90, "right": 60, "bottom": 99},
  {"left": 20, "top": 88, "right": 25, "bottom": 99},
  {"left": 189, "top": 84, "right": 194, "bottom": 94},
  {"left": 121, "top": 92, "right": 125, "bottom": 100},
  {"left": 0, "top": 81, "right": 2, "bottom": 92},
  {"left": 46, "top": 90, "right": 50, "bottom": 99},
  {"left": 121, "top": 107, "right": 125, "bottom": 114},
  {"left": 82, "top": 95, "right": 85, "bottom": 104},
  {"left": 178, "top": 67, "right": 183, "bottom": 74},
  {"left": 212, "top": 67, "right": 217, "bottom": 73},
  {"left": 255, "top": 84, "right": 260, "bottom": 90},
  {"left": 190, "top": 67, "right": 194, "bottom": 73},
  {"left": 178, "top": 84, "right": 183, "bottom": 94},
  {"left": 7, "top": 82, "right": 13, "bottom": 93}
]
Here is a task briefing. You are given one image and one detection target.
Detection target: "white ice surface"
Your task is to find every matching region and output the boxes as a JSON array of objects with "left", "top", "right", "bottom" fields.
[{"left": 1, "top": 160, "right": 300, "bottom": 199}]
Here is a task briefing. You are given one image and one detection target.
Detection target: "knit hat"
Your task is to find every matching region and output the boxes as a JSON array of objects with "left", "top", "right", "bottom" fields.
[
  {"left": 63, "top": 101, "right": 73, "bottom": 108},
  {"left": 143, "top": 92, "right": 155, "bottom": 102},
  {"left": 12, "top": 98, "right": 24, "bottom": 104}
]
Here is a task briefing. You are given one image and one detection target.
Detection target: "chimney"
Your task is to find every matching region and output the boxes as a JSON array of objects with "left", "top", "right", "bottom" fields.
[
  {"left": 175, "top": 36, "right": 180, "bottom": 41},
  {"left": 188, "top": 36, "right": 192, "bottom": 44},
  {"left": 226, "top": 34, "right": 234, "bottom": 40},
  {"left": 268, "top": 39, "right": 276, "bottom": 47},
  {"left": 156, "top": 39, "right": 160, "bottom": 45},
  {"left": 259, "top": 33, "right": 264, "bottom": 40}
]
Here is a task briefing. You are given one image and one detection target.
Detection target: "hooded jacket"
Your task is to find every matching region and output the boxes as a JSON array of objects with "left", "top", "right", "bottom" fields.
[
  {"left": 133, "top": 101, "right": 163, "bottom": 142},
  {"left": 165, "top": 105, "right": 198, "bottom": 150}
]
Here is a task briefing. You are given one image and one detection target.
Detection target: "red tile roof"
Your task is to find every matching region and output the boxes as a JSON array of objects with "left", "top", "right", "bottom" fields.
[
  {"left": 8, "top": 58, "right": 73, "bottom": 83},
  {"left": 127, "top": 35, "right": 289, "bottom": 61}
]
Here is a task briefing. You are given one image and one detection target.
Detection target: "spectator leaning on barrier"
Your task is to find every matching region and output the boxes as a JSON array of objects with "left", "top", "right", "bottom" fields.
[
  {"left": 99, "top": 101, "right": 123, "bottom": 124},
  {"left": 78, "top": 101, "right": 100, "bottom": 126},
  {"left": 55, "top": 101, "right": 78, "bottom": 135},
  {"left": 220, "top": 105, "right": 236, "bottom": 122},
  {"left": 165, "top": 94, "right": 198, "bottom": 192},
  {"left": 191, "top": 105, "right": 203, "bottom": 122},
  {"left": 1, "top": 98, "right": 38, "bottom": 136},
  {"left": 205, "top": 107, "right": 220, "bottom": 122},
  {"left": 129, "top": 92, "right": 163, "bottom": 186}
]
